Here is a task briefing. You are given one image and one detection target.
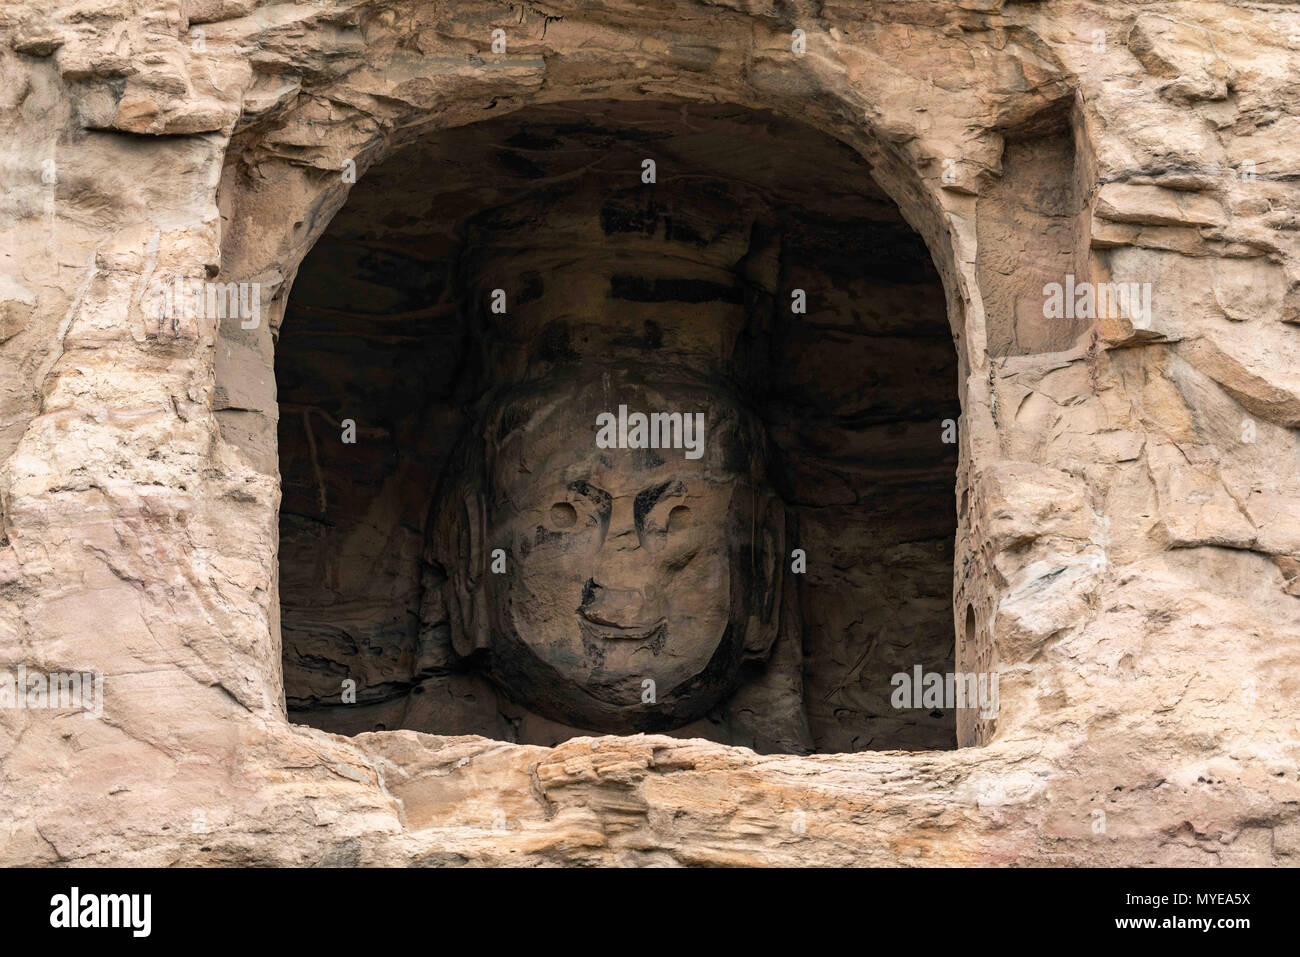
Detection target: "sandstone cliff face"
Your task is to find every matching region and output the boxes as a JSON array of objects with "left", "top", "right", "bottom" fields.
[{"left": 1, "top": 0, "right": 1299, "bottom": 866}]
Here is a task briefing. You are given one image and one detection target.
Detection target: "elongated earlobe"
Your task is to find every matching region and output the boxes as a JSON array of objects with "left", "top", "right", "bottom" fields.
[
  {"left": 742, "top": 490, "right": 784, "bottom": 659},
  {"left": 430, "top": 437, "right": 492, "bottom": 660}
]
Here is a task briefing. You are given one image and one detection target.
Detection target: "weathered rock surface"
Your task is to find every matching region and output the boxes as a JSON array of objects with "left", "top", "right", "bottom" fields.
[{"left": 1, "top": 0, "right": 1298, "bottom": 866}]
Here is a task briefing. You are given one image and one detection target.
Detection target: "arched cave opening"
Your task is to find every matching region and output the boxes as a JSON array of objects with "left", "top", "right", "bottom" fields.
[{"left": 275, "top": 100, "right": 960, "bottom": 754}]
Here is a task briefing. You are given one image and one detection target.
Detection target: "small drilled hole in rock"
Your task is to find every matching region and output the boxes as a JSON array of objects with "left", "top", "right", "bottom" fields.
[
  {"left": 666, "top": 505, "right": 691, "bottom": 532},
  {"left": 550, "top": 502, "right": 577, "bottom": 528}
]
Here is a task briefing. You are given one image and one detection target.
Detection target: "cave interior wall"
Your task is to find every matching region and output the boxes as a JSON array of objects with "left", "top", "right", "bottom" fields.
[{"left": 275, "top": 100, "right": 961, "bottom": 753}]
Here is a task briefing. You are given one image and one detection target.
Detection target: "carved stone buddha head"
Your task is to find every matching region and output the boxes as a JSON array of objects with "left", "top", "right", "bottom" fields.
[{"left": 431, "top": 366, "right": 787, "bottom": 731}]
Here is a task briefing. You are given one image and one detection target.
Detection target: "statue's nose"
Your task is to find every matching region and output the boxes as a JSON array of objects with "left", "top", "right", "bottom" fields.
[
  {"left": 601, "top": 496, "right": 640, "bottom": 551},
  {"left": 588, "top": 496, "right": 645, "bottom": 583}
]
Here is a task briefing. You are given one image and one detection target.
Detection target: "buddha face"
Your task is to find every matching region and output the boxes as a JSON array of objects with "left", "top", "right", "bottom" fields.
[{"left": 463, "top": 376, "right": 779, "bottom": 730}]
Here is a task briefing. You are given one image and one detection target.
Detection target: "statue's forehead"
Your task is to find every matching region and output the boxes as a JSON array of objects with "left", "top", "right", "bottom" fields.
[
  {"left": 495, "top": 381, "right": 732, "bottom": 429},
  {"left": 488, "top": 385, "right": 756, "bottom": 484},
  {"left": 494, "top": 445, "right": 730, "bottom": 497}
]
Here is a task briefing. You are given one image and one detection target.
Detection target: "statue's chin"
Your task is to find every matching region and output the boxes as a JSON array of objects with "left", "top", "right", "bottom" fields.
[{"left": 486, "top": 624, "right": 738, "bottom": 732}]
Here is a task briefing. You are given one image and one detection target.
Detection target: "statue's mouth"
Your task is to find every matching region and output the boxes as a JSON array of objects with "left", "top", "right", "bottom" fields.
[{"left": 577, "top": 611, "right": 666, "bottom": 642}]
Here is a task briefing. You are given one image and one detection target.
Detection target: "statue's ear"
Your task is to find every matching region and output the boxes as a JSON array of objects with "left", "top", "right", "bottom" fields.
[
  {"left": 742, "top": 490, "right": 785, "bottom": 659},
  {"left": 434, "top": 480, "right": 491, "bottom": 659}
]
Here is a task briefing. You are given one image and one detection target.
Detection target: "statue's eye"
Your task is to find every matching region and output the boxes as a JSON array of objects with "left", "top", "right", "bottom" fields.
[
  {"left": 549, "top": 502, "right": 578, "bottom": 528},
  {"left": 667, "top": 505, "right": 691, "bottom": 532}
]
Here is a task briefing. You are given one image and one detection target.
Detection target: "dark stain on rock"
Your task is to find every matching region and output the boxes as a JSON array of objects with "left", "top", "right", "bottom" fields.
[{"left": 609, "top": 275, "right": 742, "bottom": 304}]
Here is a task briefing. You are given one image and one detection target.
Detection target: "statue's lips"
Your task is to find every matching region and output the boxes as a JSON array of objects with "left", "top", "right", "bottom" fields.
[{"left": 577, "top": 611, "right": 666, "bottom": 641}]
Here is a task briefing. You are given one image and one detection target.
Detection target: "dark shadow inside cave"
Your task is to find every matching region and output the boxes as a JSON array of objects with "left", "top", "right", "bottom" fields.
[{"left": 275, "top": 100, "right": 959, "bottom": 754}]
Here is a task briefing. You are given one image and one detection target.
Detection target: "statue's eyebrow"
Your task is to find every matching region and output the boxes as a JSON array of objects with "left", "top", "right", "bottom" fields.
[
  {"left": 633, "top": 480, "right": 686, "bottom": 527},
  {"left": 568, "top": 480, "right": 611, "bottom": 516}
]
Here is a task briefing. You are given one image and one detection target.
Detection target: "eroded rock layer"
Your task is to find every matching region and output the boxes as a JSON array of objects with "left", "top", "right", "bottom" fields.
[{"left": 1, "top": 0, "right": 1299, "bottom": 866}]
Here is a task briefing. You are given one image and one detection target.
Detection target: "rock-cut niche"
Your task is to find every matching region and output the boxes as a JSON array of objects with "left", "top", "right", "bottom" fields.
[{"left": 275, "top": 100, "right": 960, "bottom": 754}]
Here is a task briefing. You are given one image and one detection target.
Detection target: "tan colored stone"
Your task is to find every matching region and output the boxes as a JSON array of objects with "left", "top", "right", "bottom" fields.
[{"left": 0, "top": 0, "right": 1298, "bottom": 868}]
